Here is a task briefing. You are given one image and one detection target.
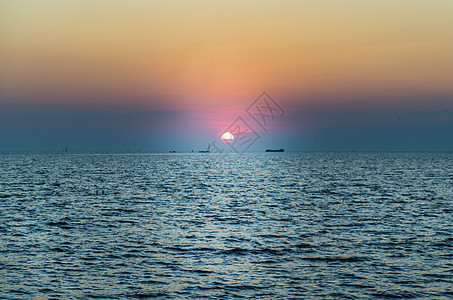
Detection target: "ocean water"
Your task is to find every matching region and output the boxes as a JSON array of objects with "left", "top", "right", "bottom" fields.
[{"left": 0, "top": 152, "right": 452, "bottom": 299}]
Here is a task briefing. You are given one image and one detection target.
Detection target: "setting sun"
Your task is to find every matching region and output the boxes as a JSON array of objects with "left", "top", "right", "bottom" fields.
[{"left": 220, "top": 131, "right": 234, "bottom": 143}]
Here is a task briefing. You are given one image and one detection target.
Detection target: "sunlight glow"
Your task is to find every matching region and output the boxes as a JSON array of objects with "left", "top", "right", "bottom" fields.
[{"left": 220, "top": 131, "right": 234, "bottom": 143}]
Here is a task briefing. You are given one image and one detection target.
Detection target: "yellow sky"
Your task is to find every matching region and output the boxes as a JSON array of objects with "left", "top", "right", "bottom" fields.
[{"left": 1, "top": 0, "right": 453, "bottom": 107}]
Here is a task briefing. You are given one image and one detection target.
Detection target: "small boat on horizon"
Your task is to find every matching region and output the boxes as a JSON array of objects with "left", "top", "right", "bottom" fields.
[
  {"left": 265, "top": 149, "right": 284, "bottom": 152},
  {"left": 199, "top": 144, "right": 211, "bottom": 153}
]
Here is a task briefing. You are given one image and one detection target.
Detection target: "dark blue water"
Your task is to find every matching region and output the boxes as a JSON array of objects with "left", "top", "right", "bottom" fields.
[{"left": 1, "top": 152, "right": 452, "bottom": 299}]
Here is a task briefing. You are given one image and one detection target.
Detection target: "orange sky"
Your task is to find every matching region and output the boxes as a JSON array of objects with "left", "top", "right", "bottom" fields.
[{"left": 2, "top": 1, "right": 452, "bottom": 105}]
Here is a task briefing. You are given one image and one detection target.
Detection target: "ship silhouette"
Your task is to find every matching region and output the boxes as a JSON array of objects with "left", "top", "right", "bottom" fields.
[
  {"left": 199, "top": 144, "right": 210, "bottom": 153},
  {"left": 265, "top": 148, "right": 284, "bottom": 152}
]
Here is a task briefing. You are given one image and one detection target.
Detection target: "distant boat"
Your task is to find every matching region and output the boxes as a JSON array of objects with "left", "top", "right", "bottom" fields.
[
  {"left": 199, "top": 144, "right": 210, "bottom": 153},
  {"left": 265, "top": 149, "right": 284, "bottom": 152},
  {"left": 169, "top": 150, "right": 176, "bottom": 153}
]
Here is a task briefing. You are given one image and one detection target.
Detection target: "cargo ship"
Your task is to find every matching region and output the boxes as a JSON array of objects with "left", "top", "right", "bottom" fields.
[{"left": 265, "top": 149, "right": 284, "bottom": 152}]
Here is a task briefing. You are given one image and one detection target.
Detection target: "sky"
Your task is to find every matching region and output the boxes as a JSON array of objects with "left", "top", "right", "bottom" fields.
[{"left": 1, "top": 0, "right": 452, "bottom": 152}]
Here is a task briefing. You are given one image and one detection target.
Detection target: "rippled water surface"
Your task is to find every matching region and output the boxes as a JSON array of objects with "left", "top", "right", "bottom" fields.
[{"left": 1, "top": 152, "right": 452, "bottom": 299}]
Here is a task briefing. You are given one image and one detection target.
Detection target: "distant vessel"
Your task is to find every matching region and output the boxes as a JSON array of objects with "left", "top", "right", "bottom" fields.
[
  {"left": 265, "top": 149, "right": 284, "bottom": 152},
  {"left": 199, "top": 144, "right": 210, "bottom": 153}
]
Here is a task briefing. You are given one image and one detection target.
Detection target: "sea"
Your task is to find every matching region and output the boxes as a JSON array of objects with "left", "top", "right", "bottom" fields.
[{"left": 1, "top": 152, "right": 452, "bottom": 299}]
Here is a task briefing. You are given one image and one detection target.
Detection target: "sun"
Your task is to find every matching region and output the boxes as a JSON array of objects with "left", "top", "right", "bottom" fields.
[{"left": 220, "top": 131, "right": 234, "bottom": 143}]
